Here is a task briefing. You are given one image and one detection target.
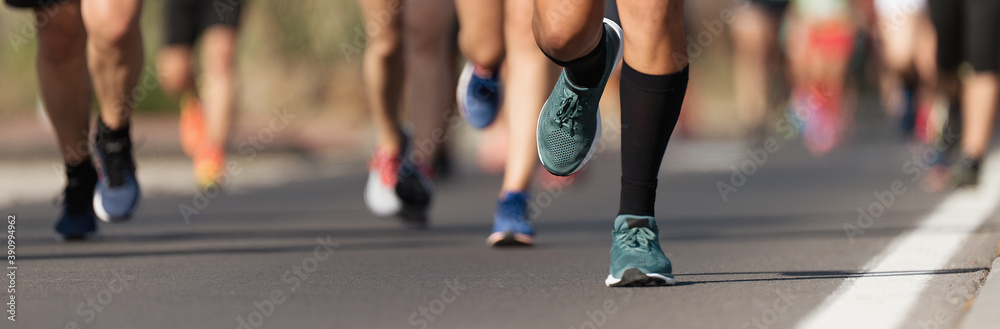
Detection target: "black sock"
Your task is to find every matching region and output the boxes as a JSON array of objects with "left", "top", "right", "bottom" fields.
[
  {"left": 543, "top": 28, "right": 607, "bottom": 88},
  {"left": 65, "top": 159, "right": 97, "bottom": 215},
  {"left": 95, "top": 117, "right": 133, "bottom": 187},
  {"left": 618, "top": 63, "right": 689, "bottom": 217}
]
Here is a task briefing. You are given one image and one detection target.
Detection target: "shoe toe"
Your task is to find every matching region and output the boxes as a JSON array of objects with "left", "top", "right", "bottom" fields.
[{"left": 94, "top": 178, "right": 141, "bottom": 222}]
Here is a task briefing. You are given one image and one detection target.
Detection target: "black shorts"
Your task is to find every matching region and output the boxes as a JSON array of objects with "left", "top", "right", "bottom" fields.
[
  {"left": 4, "top": 0, "right": 66, "bottom": 9},
  {"left": 165, "top": 0, "right": 244, "bottom": 46},
  {"left": 929, "top": 0, "right": 1000, "bottom": 72},
  {"left": 749, "top": 0, "right": 790, "bottom": 17}
]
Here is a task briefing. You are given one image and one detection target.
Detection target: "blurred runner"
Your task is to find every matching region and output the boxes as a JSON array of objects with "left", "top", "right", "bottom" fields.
[
  {"left": 455, "top": 0, "right": 559, "bottom": 246},
  {"left": 927, "top": 0, "right": 1000, "bottom": 188},
  {"left": 731, "top": 0, "right": 790, "bottom": 137},
  {"left": 872, "top": 0, "right": 936, "bottom": 140},
  {"left": 157, "top": 0, "right": 243, "bottom": 188},
  {"left": 533, "top": 0, "right": 688, "bottom": 286},
  {"left": 785, "top": 0, "right": 858, "bottom": 156},
  {"left": 359, "top": 0, "right": 458, "bottom": 228},
  {"left": 4, "top": 0, "right": 144, "bottom": 239}
]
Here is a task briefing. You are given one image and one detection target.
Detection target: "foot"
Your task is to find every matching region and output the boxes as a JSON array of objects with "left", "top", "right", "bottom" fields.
[
  {"left": 606, "top": 215, "right": 675, "bottom": 287},
  {"left": 395, "top": 160, "right": 433, "bottom": 230},
  {"left": 486, "top": 191, "right": 535, "bottom": 247},
  {"left": 55, "top": 163, "right": 98, "bottom": 241},
  {"left": 949, "top": 156, "right": 981, "bottom": 188},
  {"left": 194, "top": 145, "right": 226, "bottom": 189},
  {"left": 457, "top": 62, "right": 502, "bottom": 129},
  {"left": 364, "top": 137, "right": 434, "bottom": 229},
  {"left": 537, "top": 18, "right": 623, "bottom": 176},
  {"left": 93, "top": 126, "right": 141, "bottom": 223},
  {"left": 364, "top": 147, "right": 404, "bottom": 217},
  {"left": 179, "top": 93, "right": 205, "bottom": 157}
]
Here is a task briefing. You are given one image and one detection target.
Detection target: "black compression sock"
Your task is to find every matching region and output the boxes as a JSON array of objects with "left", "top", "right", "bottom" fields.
[
  {"left": 618, "top": 63, "right": 689, "bottom": 217},
  {"left": 543, "top": 28, "right": 607, "bottom": 88},
  {"left": 95, "top": 117, "right": 133, "bottom": 187},
  {"left": 65, "top": 159, "right": 97, "bottom": 215}
]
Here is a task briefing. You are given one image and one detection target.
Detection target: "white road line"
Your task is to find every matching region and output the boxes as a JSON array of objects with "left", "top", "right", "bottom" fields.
[{"left": 795, "top": 152, "right": 1000, "bottom": 329}]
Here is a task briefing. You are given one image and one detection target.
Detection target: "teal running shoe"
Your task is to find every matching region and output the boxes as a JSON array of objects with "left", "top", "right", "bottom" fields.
[
  {"left": 537, "top": 18, "right": 623, "bottom": 176},
  {"left": 606, "top": 215, "right": 675, "bottom": 287}
]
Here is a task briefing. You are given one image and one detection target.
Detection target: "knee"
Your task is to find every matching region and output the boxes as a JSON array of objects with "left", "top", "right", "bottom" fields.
[
  {"left": 156, "top": 53, "right": 191, "bottom": 95},
  {"left": 36, "top": 7, "right": 86, "bottom": 63},
  {"left": 85, "top": 5, "right": 141, "bottom": 51},
  {"left": 533, "top": 16, "right": 588, "bottom": 60},
  {"left": 365, "top": 25, "right": 403, "bottom": 62},
  {"left": 459, "top": 36, "right": 503, "bottom": 69}
]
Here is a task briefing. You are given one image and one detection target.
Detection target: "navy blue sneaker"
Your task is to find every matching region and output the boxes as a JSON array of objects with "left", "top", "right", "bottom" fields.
[
  {"left": 55, "top": 163, "right": 98, "bottom": 240},
  {"left": 93, "top": 129, "right": 141, "bottom": 222},
  {"left": 487, "top": 191, "right": 534, "bottom": 247},
  {"left": 457, "top": 62, "right": 502, "bottom": 129}
]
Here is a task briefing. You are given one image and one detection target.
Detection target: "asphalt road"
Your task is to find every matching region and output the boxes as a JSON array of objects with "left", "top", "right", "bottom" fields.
[{"left": 7, "top": 133, "right": 1000, "bottom": 329}]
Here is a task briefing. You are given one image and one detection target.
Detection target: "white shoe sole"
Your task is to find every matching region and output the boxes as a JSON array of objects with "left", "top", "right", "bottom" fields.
[{"left": 604, "top": 272, "right": 676, "bottom": 287}]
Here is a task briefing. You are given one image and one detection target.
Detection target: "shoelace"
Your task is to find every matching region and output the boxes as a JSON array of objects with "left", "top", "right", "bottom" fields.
[
  {"left": 616, "top": 227, "right": 656, "bottom": 253},
  {"left": 554, "top": 91, "right": 582, "bottom": 136}
]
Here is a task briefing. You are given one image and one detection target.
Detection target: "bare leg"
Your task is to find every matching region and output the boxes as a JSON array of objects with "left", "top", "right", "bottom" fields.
[
  {"left": 455, "top": 0, "right": 504, "bottom": 69},
  {"left": 81, "top": 0, "right": 144, "bottom": 130},
  {"left": 157, "top": 45, "right": 195, "bottom": 97},
  {"left": 731, "top": 5, "right": 778, "bottom": 135},
  {"left": 502, "top": 0, "right": 559, "bottom": 195},
  {"left": 617, "top": 0, "right": 685, "bottom": 74},
  {"left": 359, "top": 0, "right": 405, "bottom": 154},
  {"left": 200, "top": 26, "right": 239, "bottom": 150},
  {"left": 403, "top": 0, "right": 457, "bottom": 168},
  {"left": 532, "top": 0, "right": 604, "bottom": 61},
  {"left": 36, "top": 0, "right": 92, "bottom": 165},
  {"left": 961, "top": 73, "right": 999, "bottom": 159}
]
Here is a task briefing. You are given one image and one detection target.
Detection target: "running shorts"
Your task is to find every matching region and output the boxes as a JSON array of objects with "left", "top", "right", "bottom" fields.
[
  {"left": 928, "top": 0, "right": 1000, "bottom": 72},
  {"left": 165, "top": 0, "right": 244, "bottom": 46}
]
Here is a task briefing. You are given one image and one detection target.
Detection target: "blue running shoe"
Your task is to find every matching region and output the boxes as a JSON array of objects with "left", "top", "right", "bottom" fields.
[
  {"left": 457, "top": 62, "right": 502, "bottom": 129},
  {"left": 93, "top": 130, "right": 141, "bottom": 223},
  {"left": 606, "top": 215, "right": 675, "bottom": 287},
  {"left": 487, "top": 191, "right": 534, "bottom": 247},
  {"left": 536, "top": 18, "right": 623, "bottom": 176},
  {"left": 55, "top": 163, "right": 98, "bottom": 240}
]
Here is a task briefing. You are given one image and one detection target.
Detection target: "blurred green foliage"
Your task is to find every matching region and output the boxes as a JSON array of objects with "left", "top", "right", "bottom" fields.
[{"left": 0, "top": 0, "right": 364, "bottom": 117}]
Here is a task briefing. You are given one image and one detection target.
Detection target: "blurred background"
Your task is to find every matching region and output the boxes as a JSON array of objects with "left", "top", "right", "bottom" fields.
[
  {"left": 0, "top": 0, "right": 820, "bottom": 156},
  {"left": 0, "top": 0, "right": 965, "bottom": 192}
]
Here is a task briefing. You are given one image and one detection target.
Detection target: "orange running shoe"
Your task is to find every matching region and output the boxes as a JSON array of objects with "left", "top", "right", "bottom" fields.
[
  {"left": 179, "top": 93, "right": 205, "bottom": 158},
  {"left": 194, "top": 144, "right": 226, "bottom": 189}
]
